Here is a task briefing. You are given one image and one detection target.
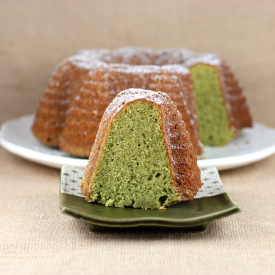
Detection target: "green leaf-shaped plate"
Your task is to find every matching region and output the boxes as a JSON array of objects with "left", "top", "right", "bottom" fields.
[{"left": 60, "top": 165, "right": 241, "bottom": 232}]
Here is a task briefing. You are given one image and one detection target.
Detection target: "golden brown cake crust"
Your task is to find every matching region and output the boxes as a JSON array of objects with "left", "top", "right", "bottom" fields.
[
  {"left": 81, "top": 88, "right": 202, "bottom": 202},
  {"left": 31, "top": 58, "right": 96, "bottom": 147}
]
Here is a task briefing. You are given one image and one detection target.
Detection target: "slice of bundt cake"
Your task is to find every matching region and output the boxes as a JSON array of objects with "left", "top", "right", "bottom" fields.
[{"left": 80, "top": 89, "right": 202, "bottom": 209}]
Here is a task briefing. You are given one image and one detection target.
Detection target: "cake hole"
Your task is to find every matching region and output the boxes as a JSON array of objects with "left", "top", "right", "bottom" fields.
[
  {"left": 147, "top": 175, "right": 153, "bottom": 181},
  {"left": 155, "top": 173, "right": 161, "bottom": 178},
  {"left": 159, "top": 195, "right": 168, "bottom": 205}
]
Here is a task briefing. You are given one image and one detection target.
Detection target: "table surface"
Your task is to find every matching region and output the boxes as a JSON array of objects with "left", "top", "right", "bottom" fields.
[{"left": 1, "top": 1, "right": 275, "bottom": 274}]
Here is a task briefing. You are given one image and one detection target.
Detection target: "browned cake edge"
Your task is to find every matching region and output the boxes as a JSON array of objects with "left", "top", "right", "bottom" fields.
[
  {"left": 218, "top": 58, "right": 253, "bottom": 131},
  {"left": 31, "top": 58, "right": 97, "bottom": 147}
]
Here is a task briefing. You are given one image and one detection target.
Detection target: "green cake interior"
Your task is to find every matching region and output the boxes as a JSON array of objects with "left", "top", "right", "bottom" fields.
[
  {"left": 89, "top": 101, "right": 180, "bottom": 209},
  {"left": 190, "top": 64, "right": 235, "bottom": 146}
]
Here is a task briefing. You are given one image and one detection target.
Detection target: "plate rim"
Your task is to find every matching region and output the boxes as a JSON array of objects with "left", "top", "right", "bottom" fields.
[{"left": 1, "top": 114, "right": 275, "bottom": 170}]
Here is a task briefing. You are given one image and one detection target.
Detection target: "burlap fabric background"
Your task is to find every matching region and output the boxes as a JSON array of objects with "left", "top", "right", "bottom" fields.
[{"left": 0, "top": 1, "right": 274, "bottom": 274}]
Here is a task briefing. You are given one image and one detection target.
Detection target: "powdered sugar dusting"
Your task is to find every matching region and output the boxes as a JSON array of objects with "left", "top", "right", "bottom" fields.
[
  {"left": 184, "top": 53, "right": 222, "bottom": 67},
  {"left": 67, "top": 48, "right": 192, "bottom": 75}
]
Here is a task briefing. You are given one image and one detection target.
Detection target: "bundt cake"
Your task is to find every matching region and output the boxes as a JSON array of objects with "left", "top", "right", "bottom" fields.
[
  {"left": 32, "top": 47, "right": 252, "bottom": 157},
  {"left": 80, "top": 89, "right": 202, "bottom": 209}
]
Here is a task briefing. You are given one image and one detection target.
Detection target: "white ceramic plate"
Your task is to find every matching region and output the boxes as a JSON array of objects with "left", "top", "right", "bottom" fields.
[{"left": 1, "top": 114, "right": 275, "bottom": 170}]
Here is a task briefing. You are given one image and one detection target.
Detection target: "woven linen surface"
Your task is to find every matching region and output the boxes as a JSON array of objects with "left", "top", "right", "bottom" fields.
[
  {"left": 1, "top": 0, "right": 275, "bottom": 274},
  {"left": 1, "top": 148, "right": 274, "bottom": 275}
]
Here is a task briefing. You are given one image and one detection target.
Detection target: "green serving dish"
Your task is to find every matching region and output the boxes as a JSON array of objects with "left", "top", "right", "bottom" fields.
[{"left": 60, "top": 165, "right": 241, "bottom": 232}]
